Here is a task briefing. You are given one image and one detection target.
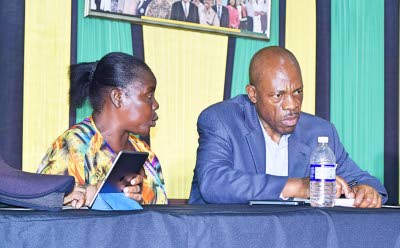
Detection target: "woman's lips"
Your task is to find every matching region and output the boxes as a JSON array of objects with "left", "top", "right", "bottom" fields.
[{"left": 151, "top": 115, "right": 158, "bottom": 127}]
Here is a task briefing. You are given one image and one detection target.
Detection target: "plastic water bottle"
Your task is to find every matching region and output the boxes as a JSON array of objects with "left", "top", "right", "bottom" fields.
[{"left": 310, "top": 136, "right": 336, "bottom": 207}]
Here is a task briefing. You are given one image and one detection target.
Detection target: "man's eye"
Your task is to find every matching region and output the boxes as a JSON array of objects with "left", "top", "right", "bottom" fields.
[
  {"left": 273, "top": 94, "right": 281, "bottom": 99},
  {"left": 295, "top": 89, "right": 303, "bottom": 95}
]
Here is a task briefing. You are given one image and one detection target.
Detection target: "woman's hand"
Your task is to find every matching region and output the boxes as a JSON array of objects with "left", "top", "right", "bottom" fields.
[
  {"left": 63, "top": 186, "right": 86, "bottom": 209},
  {"left": 63, "top": 184, "right": 99, "bottom": 209},
  {"left": 123, "top": 174, "right": 144, "bottom": 202}
]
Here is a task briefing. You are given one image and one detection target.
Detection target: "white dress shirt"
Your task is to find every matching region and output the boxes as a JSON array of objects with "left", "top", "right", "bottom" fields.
[
  {"left": 181, "top": 1, "right": 190, "bottom": 17},
  {"left": 259, "top": 119, "right": 290, "bottom": 176},
  {"left": 259, "top": 119, "right": 290, "bottom": 199}
]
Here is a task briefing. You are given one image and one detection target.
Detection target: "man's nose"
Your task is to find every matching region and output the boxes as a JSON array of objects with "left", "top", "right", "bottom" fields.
[{"left": 282, "top": 95, "right": 296, "bottom": 110}]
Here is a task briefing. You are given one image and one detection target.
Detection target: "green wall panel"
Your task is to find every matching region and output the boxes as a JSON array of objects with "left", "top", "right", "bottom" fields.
[
  {"left": 230, "top": 0, "right": 279, "bottom": 97},
  {"left": 331, "top": 0, "right": 384, "bottom": 182},
  {"left": 76, "top": 0, "right": 133, "bottom": 122}
]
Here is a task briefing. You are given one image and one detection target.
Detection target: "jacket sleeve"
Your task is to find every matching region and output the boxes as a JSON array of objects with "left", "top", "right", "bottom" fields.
[
  {"left": 194, "top": 108, "right": 288, "bottom": 203},
  {"left": 330, "top": 124, "right": 388, "bottom": 204}
]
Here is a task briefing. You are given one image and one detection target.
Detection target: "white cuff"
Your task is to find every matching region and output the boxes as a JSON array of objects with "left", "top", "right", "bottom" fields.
[{"left": 279, "top": 193, "right": 289, "bottom": 200}]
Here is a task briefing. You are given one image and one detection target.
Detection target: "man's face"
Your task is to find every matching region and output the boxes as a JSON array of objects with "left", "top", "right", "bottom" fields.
[
  {"left": 205, "top": 0, "right": 211, "bottom": 8},
  {"left": 216, "top": 0, "right": 222, "bottom": 5},
  {"left": 247, "top": 60, "right": 303, "bottom": 141}
]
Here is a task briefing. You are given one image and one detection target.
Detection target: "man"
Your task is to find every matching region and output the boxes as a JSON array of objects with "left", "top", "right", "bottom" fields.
[
  {"left": 170, "top": 0, "right": 200, "bottom": 23},
  {"left": 212, "top": 0, "right": 229, "bottom": 27},
  {"left": 189, "top": 46, "right": 387, "bottom": 208}
]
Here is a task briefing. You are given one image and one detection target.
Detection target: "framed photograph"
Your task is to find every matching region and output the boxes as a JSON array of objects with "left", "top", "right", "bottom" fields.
[{"left": 85, "top": 0, "right": 271, "bottom": 40}]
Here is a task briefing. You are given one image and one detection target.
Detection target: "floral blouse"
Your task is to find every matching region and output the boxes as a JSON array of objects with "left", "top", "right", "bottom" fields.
[{"left": 37, "top": 117, "right": 167, "bottom": 205}]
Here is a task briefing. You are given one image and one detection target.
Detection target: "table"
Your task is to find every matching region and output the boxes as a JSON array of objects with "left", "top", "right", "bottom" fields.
[{"left": 0, "top": 204, "right": 399, "bottom": 248}]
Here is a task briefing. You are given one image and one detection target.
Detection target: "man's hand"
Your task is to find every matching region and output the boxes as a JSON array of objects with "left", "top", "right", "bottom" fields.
[
  {"left": 282, "top": 176, "right": 356, "bottom": 200},
  {"left": 281, "top": 177, "right": 310, "bottom": 198},
  {"left": 352, "top": 184, "right": 382, "bottom": 208},
  {"left": 123, "top": 174, "right": 143, "bottom": 202},
  {"left": 335, "top": 176, "right": 355, "bottom": 199}
]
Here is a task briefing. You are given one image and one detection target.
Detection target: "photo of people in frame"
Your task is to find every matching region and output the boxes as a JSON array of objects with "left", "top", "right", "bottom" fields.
[{"left": 89, "top": 0, "right": 270, "bottom": 38}]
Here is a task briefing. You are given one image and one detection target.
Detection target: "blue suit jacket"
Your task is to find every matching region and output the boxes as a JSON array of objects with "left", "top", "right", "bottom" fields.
[{"left": 189, "top": 95, "right": 388, "bottom": 204}]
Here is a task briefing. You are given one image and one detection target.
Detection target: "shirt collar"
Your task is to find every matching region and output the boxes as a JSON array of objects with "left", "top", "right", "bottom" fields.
[{"left": 258, "top": 117, "right": 290, "bottom": 147}]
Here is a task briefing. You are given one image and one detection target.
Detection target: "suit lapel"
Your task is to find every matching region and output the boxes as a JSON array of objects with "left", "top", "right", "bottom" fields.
[
  {"left": 288, "top": 119, "right": 311, "bottom": 178},
  {"left": 243, "top": 99, "right": 266, "bottom": 174},
  {"left": 178, "top": 3, "right": 185, "bottom": 19},
  {"left": 188, "top": 4, "right": 193, "bottom": 16},
  {"left": 245, "top": 131, "right": 266, "bottom": 174}
]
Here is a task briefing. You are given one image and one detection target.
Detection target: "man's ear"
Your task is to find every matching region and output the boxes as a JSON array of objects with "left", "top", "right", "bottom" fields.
[
  {"left": 110, "top": 88, "right": 123, "bottom": 108},
  {"left": 246, "top": 84, "right": 257, "bottom": 104}
]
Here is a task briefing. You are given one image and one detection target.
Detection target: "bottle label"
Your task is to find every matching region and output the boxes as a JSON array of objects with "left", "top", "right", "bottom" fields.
[{"left": 310, "top": 164, "right": 336, "bottom": 182}]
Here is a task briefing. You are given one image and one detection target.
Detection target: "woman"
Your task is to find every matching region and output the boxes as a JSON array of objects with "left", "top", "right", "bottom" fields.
[
  {"left": 192, "top": 0, "right": 205, "bottom": 25},
  {"left": 37, "top": 52, "right": 167, "bottom": 208},
  {"left": 145, "top": 0, "right": 171, "bottom": 19},
  {"left": 226, "top": 0, "right": 239, "bottom": 29},
  {"left": 251, "top": 0, "right": 263, "bottom": 33},
  {"left": 237, "top": 0, "right": 247, "bottom": 30},
  {"left": 200, "top": 0, "right": 219, "bottom": 26}
]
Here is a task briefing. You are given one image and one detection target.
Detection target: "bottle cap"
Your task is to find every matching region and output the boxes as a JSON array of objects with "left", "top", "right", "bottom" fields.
[{"left": 318, "top": 136, "right": 328, "bottom": 144}]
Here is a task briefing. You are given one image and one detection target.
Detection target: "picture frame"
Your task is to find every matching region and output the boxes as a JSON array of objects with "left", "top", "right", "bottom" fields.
[{"left": 85, "top": 0, "right": 271, "bottom": 40}]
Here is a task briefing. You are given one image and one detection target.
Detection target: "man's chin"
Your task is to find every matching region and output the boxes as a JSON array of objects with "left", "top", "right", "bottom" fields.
[{"left": 279, "top": 126, "right": 296, "bottom": 135}]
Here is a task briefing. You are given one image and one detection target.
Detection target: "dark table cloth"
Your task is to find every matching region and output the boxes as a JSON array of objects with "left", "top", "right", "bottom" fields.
[{"left": 0, "top": 204, "right": 399, "bottom": 248}]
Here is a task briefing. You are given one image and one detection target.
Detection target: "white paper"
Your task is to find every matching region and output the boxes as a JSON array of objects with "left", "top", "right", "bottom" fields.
[{"left": 293, "top": 198, "right": 355, "bottom": 207}]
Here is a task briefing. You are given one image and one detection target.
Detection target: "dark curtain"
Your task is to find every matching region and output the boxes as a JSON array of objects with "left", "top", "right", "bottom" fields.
[{"left": 0, "top": 0, "right": 25, "bottom": 169}]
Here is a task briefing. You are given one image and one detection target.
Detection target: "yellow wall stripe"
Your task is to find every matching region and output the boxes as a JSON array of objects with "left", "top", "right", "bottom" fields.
[
  {"left": 285, "top": 0, "right": 316, "bottom": 114},
  {"left": 144, "top": 26, "right": 228, "bottom": 199},
  {"left": 23, "top": 1, "right": 71, "bottom": 172}
]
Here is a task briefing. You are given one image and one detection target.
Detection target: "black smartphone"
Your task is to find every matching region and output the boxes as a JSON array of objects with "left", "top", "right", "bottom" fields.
[{"left": 249, "top": 200, "right": 305, "bottom": 206}]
